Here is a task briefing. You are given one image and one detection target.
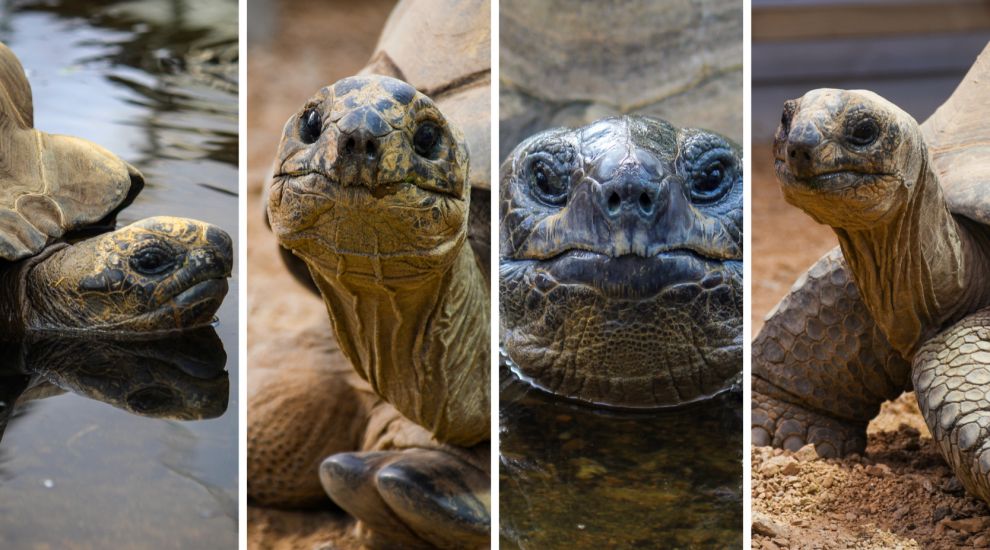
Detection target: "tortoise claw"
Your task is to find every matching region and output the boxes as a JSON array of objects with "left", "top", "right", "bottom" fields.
[{"left": 320, "top": 449, "right": 490, "bottom": 549}]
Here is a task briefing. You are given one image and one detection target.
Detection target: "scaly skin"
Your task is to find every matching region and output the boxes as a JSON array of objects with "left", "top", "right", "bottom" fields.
[
  {"left": 756, "top": 88, "right": 990, "bottom": 505},
  {"left": 500, "top": 116, "right": 742, "bottom": 408},
  {"left": 752, "top": 248, "right": 909, "bottom": 456},
  {"left": 265, "top": 75, "right": 489, "bottom": 549},
  {"left": 0, "top": 216, "right": 233, "bottom": 336},
  {"left": 914, "top": 308, "right": 990, "bottom": 503}
]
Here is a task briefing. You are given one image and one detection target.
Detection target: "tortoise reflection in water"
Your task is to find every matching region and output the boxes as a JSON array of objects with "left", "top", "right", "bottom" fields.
[{"left": 0, "top": 328, "right": 229, "bottom": 444}]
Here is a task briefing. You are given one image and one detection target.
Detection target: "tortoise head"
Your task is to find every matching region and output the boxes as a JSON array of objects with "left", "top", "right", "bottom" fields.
[
  {"left": 774, "top": 89, "right": 926, "bottom": 230},
  {"left": 500, "top": 116, "right": 742, "bottom": 408},
  {"left": 24, "top": 216, "right": 232, "bottom": 333},
  {"left": 268, "top": 75, "right": 470, "bottom": 282}
]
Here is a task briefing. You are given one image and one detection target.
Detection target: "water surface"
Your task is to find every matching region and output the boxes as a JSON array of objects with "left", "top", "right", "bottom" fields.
[
  {"left": 500, "top": 370, "right": 742, "bottom": 549},
  {"left": 0, "top": 1, "right": 238, "bottom": 547}
]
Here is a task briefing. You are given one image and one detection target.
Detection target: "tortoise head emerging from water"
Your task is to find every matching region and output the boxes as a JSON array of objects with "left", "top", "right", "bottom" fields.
[
  {"left": 500, "top": 116, "right": 743, "bottom": 408},
  {"left": 774, "top": 89, "right": 926, "bottom": 230},
  {"left": 268, "top": 75, "right": 470, "bottom": 281},
  {"left": 24, "top": 216, "right": 232, "bottom": 333}
]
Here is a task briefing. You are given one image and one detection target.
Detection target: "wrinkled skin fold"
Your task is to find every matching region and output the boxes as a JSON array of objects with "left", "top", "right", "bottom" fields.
[
  {"left": 500, "top": 116, "right": 743, "bottom": 408},
  {"left": 753, "top": 88, "right": 990, "bottom": 505}
]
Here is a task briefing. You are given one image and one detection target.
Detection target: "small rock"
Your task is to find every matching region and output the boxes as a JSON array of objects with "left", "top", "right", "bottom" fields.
[
  {"left": 933, "top": 506, "right": 954, "bottom": 523},
  {"left": 753, "top": 512, "right": 787, "bottom": 538},
  {"left": 781, "top": 461, "right": 802, "bottom": 476},
  {"left": 972, "top": 534, "right": 989, "bottom": 547},
  {"left": 760, "top": 540, "right": 780, "bottom": 550},
  {"left": 844, "top": 512, "right": 857, "bottom": 521},
  {"left": 793, "top": 444, "right": 819, "bottom": 463},
  {"left": 865, "top": 463, "right": 891, "bottom": 477},
  {"left": 942, "top": 516, "right": 990, "bottom": 534},
  {"left": 892, "top": 506, "right": 911, "bottom": 520},
  {"left": 761, "top": 455, "right": 798, "bottom": 476}
]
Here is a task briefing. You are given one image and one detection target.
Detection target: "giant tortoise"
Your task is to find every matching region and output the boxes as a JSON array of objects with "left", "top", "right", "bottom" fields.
[
  {"left": 753, "top": 44, "right": 990, "bottom": 505},
  {"left": 0, "top": 41, "right": 233, "bottom": 336},
  {"left": 248, "top": 1, "right": 491, "bottom": 548}
]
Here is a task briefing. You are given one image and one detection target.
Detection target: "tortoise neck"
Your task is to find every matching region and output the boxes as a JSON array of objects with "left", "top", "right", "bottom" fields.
[
  {"left": 0, "top": 249, "right": 55, "bottom": 337},
  {"left": 312, "top": 243, "right": 490, "bottom": 446},
  {"left": 835, "top": 157, "right": 990, "bottom": 358}
]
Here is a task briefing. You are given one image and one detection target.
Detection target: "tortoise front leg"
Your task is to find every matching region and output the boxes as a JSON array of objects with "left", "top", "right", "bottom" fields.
[
  {"left": 753, "top": 248, "right": 911, "bottom": 456},
  {"left": 913, "top": 308, "right": 990, "bottom": 504},
  {"left": 320, "top": 447, "right": 491, "bottom": 549}
]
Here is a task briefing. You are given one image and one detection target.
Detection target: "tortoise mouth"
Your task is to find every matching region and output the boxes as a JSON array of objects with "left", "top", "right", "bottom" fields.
[
  {"left": 516, "top": 249, "right": 739, "bottom": 300},
  {"left": 276, "top": 169, "right": 461, "bottom": 201},
  {"left": 123, "top": 278, "right": 228, "bottom": 334},
  {"left": 775, "top": 159, "right": 894, "bottom": 191}
]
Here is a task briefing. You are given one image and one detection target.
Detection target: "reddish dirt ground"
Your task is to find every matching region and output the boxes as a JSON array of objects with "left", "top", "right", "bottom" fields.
[
  {"left": 750, "top": 145, "right": 990, "bottom": 550},
  {"left": 247, "top": 0, "right": 396, "bottom": 548}
]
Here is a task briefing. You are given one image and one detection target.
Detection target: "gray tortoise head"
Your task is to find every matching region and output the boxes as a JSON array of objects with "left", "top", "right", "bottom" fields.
[{"left": 500, "top": 115, "right": 743, "bottom": 408}]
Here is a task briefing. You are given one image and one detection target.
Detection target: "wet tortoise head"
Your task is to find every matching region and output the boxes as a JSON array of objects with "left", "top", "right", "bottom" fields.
[
  {"left": 268, "top": 74, "right": 471, "bottom": 281},
  {"left": 25, "top": 216, "right": 232, "bottom": 333},
  {"left": 500, "top": 115, "right": 743, "bottom": 408},
  {"left": 774, "top": 89, "right": 925, "bottom": 230}
]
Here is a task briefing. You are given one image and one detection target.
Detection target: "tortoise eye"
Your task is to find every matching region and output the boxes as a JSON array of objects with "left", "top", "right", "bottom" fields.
[
  {"left": 530, "top": 159, "right": 567, "bottom": 206},
  {"left": 131, "top": 246, "right": 175, "bottom": 275},
  {"left": 299, "top": 109, "right": 321, "bottom": 144},
  {"left": 683, "top": 146, "right": 737, "bottom": 205},
  {"left": 413, "top": 122, "right": 441, "bottom": 157},
  {"left": 847, "top": 118, "right": 879, "bottom": 147}
]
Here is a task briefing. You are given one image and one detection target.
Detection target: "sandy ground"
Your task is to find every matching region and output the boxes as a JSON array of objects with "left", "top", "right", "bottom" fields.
[
  {"left": 750, "top": 145, "right": 990, "bottom": 549},
  {"left": 246, "top": 0, "right": 396, "bottom": 548}
]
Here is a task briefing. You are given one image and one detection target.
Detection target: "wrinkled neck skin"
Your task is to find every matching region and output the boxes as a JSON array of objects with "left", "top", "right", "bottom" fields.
[
  {"left": 836, "top": 159, "right": 990, "bottom": 358},
  {"left": 0, "top": 245, "right": 63, "bottom": 338},
  {"left": 308, "top": 241, "right": 490, "bottom": 447}
]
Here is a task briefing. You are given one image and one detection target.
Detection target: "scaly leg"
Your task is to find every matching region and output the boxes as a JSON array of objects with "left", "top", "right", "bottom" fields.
[
  {"left": 753, "top": 248, "right": 911, "bottom": 456},
  {"left": 914, "top": 308, "right": 990, "bottom": 504}
]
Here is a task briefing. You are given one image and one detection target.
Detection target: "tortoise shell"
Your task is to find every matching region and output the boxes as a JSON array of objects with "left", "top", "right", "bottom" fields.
[{"left": 0, "top": 42, "right": 142, "bottom": 261}]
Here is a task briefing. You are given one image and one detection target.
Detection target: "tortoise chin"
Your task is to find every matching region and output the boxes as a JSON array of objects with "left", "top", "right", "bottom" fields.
[
  {"left": 777, "top": 165, "right": 907, "bottom": 229},
  {"left": 500, "top": 254, "right": 742, "bottom": 408}
]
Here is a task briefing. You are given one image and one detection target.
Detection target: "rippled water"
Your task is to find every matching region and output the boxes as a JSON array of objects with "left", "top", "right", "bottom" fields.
[
  {"left": 500, "top": 370, "right": 742, "bottom": 549},
  {"left": 0, "top": 0, "right": 238, "bottom": 547}
]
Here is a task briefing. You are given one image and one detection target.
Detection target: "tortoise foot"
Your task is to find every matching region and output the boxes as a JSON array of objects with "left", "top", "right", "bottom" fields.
[
  {"left": 753, "top": 389, "right": 867, "bottom": 458},
  {"left": 320, "top": 449, "right": 490, "bottom": 549}
]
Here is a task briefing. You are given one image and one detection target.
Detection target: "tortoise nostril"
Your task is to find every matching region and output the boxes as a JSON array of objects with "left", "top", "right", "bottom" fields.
[
  {"left": 607, "top": 192, "right": 620, "bottom": 214},
  {"left": 789, "top": 150, "right": 796, "bottom": 159},
  {"left": 345, "top": 137, "right": 356, "bottom": 154},
  {"left": 801, "top": 151, "right": 811, "bottom": 161},
  {"left": 366, "top": 140, "right": 377, "bottom": 158},
  {"left": 638, "top": 192, "right": 652, "bottom": 213}
]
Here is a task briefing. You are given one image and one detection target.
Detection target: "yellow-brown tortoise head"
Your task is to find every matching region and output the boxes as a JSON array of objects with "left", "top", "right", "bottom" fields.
[
  {"left": 267, "top": 75, "right": 470, "bottom": 282},
  {"left": 23, "top": 216, "right": 232, "bottom": 333}
]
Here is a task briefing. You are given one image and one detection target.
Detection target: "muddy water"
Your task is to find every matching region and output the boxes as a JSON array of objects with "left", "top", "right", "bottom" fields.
[
  {"left": 0, "top": 1, "right": 238, "bottom": 548},
  {"left": 500, "top": 372, "right": 742, "bottom": 549}
]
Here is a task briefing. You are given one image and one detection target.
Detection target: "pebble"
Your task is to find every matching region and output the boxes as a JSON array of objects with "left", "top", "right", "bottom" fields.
[
  {"left": 761, "top": 455, "right": 799, "bottom": 476},
  {"left": 942, "top": 516, "right": 990, "bottom": 534},
  {"left": 753, "top": 512, "right": 786, "bottom": 538},
  {"left": 865, "top": 464, "right": 891, "bottom": 477},
  {"left": 793, "top": 444, "right": 819, "bottom": 462}
]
